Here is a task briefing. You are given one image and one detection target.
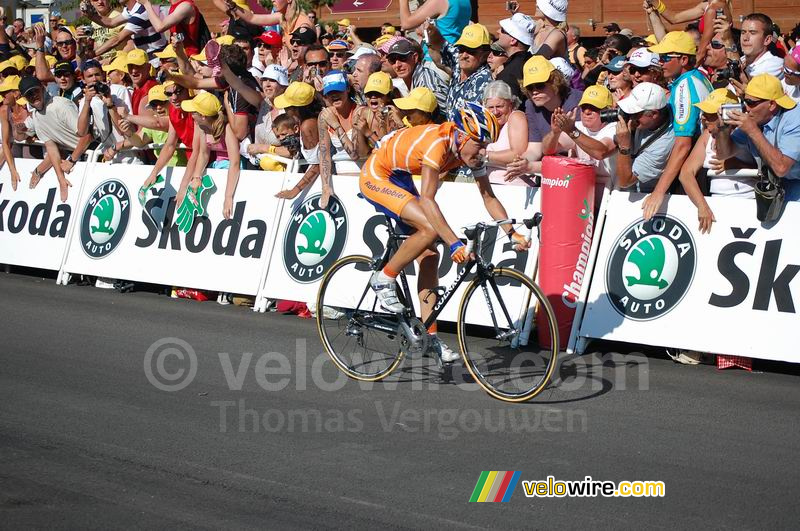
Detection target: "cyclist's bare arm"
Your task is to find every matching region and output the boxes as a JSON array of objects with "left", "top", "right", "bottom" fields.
[
  {"left": 418, "top": 164, "right": 460, "bottom": 247},
  {"left": 475, "top": 175, "right": 514, "bottom": 236}
]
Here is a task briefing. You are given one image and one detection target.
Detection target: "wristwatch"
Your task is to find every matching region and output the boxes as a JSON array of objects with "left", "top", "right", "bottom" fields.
[
  {"left": 66, "top": 154, "right": 74, "bottom": 163},
  {"left": 618, "top": 147, "right": 631, "bottom": 155},
  {"left": 569, "top": 129, "right": 580, "bottom": 139}
]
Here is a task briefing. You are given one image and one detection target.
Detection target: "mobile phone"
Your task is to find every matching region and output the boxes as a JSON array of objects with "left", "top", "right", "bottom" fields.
[
  {"left": 715, "top": 8, "right": 725, "bottom": 18},
  {"left": 719, "top": 103, "right": 743, "bottom": 122},
  {"left": 173, "top": 32, "right": 184, "bottom": 42}
]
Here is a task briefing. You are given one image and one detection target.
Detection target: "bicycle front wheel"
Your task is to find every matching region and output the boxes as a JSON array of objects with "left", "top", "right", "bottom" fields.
[
  {"left": 316, "top": 255, "right": 405, "bottom": 381},
  {"left": 457, "top": 268, "right": 559, "bottom": 402}
]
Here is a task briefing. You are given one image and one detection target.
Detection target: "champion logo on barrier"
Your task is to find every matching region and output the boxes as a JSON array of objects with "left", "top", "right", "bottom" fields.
[
  {"left": 606, "top": 215, "right": 696, "bottom": 321},
  {"left": 540, "top": 175, "right": 573, "bottom": 189},
  {"left": 80, "top": 179, "right": 131, "bottom": 259},
  {"left": 283, "top": 193, "right": 348, "bottom": 283}
]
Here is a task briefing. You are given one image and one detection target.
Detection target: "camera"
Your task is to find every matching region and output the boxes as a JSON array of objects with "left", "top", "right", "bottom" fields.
[
  {"left": 599, "top": 108, "right": 632, "bottom": 124},
  {"left": 94, "top": 82, "right": 110, "bottom": 96},
  {"left": 715, "top": 59, "right": 740, "bottom": 82},
  {"left": 173, "top": 32, "right": 184, "bottom": 42},
  {"left": 715, "top": 8, "right": 725, "bottom": 18},
  {"left": 719, "top": 103, "right": 743, "bottom": 123}
]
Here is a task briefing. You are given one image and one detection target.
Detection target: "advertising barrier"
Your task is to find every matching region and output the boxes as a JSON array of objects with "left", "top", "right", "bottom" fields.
[
  {"left": 262, "top": 174, "right": 542, "bottom": 325},
  {"left": 0, "top": 159, "right": 88, "bottom": 271},
  {"left": 577, "top": 192, "right": 800, "bottom": 363},
  {"left": 61, "top": 164, "right": 288, "bottom": 296}
]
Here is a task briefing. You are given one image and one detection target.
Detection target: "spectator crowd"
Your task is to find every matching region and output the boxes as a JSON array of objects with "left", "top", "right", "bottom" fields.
[{"left": 1, "top": 2, "right": 800, "bottom": 307}]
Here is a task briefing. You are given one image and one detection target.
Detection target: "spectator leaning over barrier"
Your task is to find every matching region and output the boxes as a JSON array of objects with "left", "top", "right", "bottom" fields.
[
  {"left": 641, "top": 31, "right": 711, "bottom": 219},
  {"left": 496, "top": 12, "right": 534, "bottom": 108},
  {"left": 140, "top": 80, "right": 195, "bottom": 189},
  {"left": 505, "top": 55, "right": 583, "bottom": 178},
  {"left": 318, "top": 71, "right": 365, "bottom": 196},
  {"left": 177, "top": 90, "right": 241, "bottom": 218},
  {"left": 126, "top": 49, "right": 158, "bottom": 116},
  {"left": 483, "top": 80, "right": 528, "bottom": 185},
  {"left": 16, "top": 76, "right": 93, "bottom": 201},
  {"left": 614, "top": 82, "right": 676, "bottom": 193},
  {"left": 679, "top": 88, "right": 757, "bottom": 233},
  {"left": 740, "top": 13, "right": 783, "bottom": 79},
  {"left": 0, "top": 75, "right": 22, "bottom": 190},
  {"left": 782, "top": 46, "right": 800, "bottom": 103},
  {"left": 542, "top": 84, "right": 618, "bottom": 186},
  {"left": 249, "top": 64, "right": 289, "bottom": 159},
  {"left": 354, "top": 71, "right": 402, "bottom": 151},
  {"left": 273, "top": 81, "right": 322, "bottom": 201},
  {"left": 714, "top": 74, "right": 800, "bottom": 200},
  {"left": 77, "top": 63, "right": 120, "bottom": 155},
  {"left": 384, "top": 38, "right": 447, "bottom": 111}
]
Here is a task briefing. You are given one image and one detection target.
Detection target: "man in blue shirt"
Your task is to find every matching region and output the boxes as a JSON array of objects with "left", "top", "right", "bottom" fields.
[
  {"left": 641, "top": 31, "right": 712, "bottom": 219},
  {"left": 715, "top": 74, "right": 800, "bottom": 200}
]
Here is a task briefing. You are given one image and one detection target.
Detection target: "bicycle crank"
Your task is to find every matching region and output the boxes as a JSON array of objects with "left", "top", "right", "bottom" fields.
[{"left": 398, "top": 317, "right": 430, "bottom": 356}]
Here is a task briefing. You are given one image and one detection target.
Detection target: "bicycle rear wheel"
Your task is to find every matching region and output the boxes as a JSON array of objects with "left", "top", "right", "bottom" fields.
[
  {"left": 316, "top": 255, "right": 405, "bottom": 381},
  {"left": 457, "top": 268, "right": 559, "bottom": 402}
]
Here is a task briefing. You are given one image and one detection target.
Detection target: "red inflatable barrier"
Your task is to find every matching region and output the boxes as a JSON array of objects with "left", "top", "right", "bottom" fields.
[{"left": 537, "top": 156, "right": 596, "bottom": 349}]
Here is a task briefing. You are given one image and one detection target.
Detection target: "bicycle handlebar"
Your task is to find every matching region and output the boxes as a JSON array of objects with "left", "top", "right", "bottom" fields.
[{"left": 462, "top": 214, "right": 543, "bottom": 255}]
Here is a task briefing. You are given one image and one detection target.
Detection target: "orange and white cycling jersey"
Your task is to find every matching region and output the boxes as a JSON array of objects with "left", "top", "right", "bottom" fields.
[{"left": 359, "top": 123, "right": 462, "bottom": 221}]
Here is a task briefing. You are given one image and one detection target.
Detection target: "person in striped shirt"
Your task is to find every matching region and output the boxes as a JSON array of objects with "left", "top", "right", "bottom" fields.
[
  {"left": 361, "top": 102, "right": 530, "bottom": 363},
  {"left": 87, "top": 0, "right": 167, "bottom": 60}
]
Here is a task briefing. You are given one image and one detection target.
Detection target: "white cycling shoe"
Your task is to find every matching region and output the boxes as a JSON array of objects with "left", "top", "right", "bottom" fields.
[
  {"left": 370, "top": 271, "right": 405, "bottom": 313},
  {"left": 429, "top": 336, "right": 460, "bottom": 364}
]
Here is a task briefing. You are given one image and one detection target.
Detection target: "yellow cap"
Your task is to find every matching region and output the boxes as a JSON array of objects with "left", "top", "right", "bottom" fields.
[
  {"left": 28, "top": 55, "right": 57, "bottom": 69},
  {"left": 16, "top": 96, "right": 28, "bottom": 106},
  {"left": 374, "top": 34, "right": 393, "bottom": 47},
  {"left": 181, "top": 90, "right": 222, "bottom": 116},
  {"left": 578, "top": 85, "right": 613, "bottom": 109},
  {"left": 694, "top": 88, "right": 739, "bottom": 113},
  {"left": 0, "top": 60, "right": 14, "bottom": 72},
  {"left": 645, "top": 34, "right": 658, "bottom": 45},
  {"left": 393, "top": 86, "right": 437, "bottom": 113},
  {"left": 147, "top": 84, "right": 168, "bottom": 103},
  {"left": 0, "top": 75, "right": 21, "bottom": 93},
  {"left": 103, "top": 56, "right": 128, "bottom": 73},
  {"left": 273, "top": 82, "right": 315, "bottom": 109},
  {"left": 259, "top": 155, "right": 286, "bottom": 171},
  {"left": 155, "top": 45, "right": 178, "bottom": 60},
  {"left": 383, "top": 25, "right": 396, "bottom": 35},
  {"left": 649, "top": 31, "right": 696, "bottom": 56},
  {"left": 363, "top": 72, "right": 392, "bottom": 95},
  {"left": 454, "top": 23, "right": 491, "bottom": 49},
  {"left": 6, "top": 55, "right": 27, "bottom": 72},
  {"left": 126, "top": 48, "right": 150, "bottom": 69},
  {"left": 232, "top": 0, "right": 250, "bottom": 10},
  {"left": 745, "top": 74, "right": 797, "bottom": 110},
  {"left": 337, "top": 18, "right": 351, "bottom": 27},
  {"left": 522, "top": 55, "right": 555, "bottom": 86}
]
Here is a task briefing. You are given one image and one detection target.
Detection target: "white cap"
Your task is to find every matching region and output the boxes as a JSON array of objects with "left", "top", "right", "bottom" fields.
[
  {"left": 550, "top": 57, "right": 575, "bottom": 80},
  {"left": 536, "top": 0, "right": 568, "bottom": 22},
  {"left": 618, "top": 82, "right": 668, "bottom": 113},
  {"left": 498, "top": 13, "right": 536, "bottom": 46},
  {"left": 350, "top": 46, "right": 378, "bottom": 61},
  {"left": 627, "top": 48, "right": 660, "bottom": 68},
  {"left": 261, "top": 64, "right": 289, "bottom": 86}
]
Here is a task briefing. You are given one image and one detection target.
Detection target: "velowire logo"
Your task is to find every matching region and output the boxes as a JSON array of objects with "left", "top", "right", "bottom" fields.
[
  {"left": 80, "top": 179, "right": 131, "bottom": 259},
  {"left": 283, "top": 193, "right": 348, "bottom": 283},
  {"left": 606, "top": 215, "right": 696, "bottom": 321}
]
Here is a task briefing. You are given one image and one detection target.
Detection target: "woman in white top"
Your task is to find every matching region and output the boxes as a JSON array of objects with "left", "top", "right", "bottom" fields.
[
  {"left": 250, "top": 65, "right": 289, "bottom": 157},
  {"left": 483, "top": 81, "right": 529, "bottom": 185}
]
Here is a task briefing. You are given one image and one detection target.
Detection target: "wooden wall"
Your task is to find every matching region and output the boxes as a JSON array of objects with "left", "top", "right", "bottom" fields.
[{"left": 196, "top": 0, "right": 800, "bottom": 40}]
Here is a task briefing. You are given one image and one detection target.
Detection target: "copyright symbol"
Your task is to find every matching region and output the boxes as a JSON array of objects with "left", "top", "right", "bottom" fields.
[{"left": 144, "top": 337, "right": 197, "bottom": 392}]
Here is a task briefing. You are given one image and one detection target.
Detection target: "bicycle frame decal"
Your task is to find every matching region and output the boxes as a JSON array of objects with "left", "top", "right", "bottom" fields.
[{"left": 424, "top": 261, "right": 476, "bottom": 328}]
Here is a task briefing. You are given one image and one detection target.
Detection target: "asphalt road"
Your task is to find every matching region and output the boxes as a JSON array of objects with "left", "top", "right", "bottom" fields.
[{"left": 1, "top": 272, "right": 799, "bottom": 529}]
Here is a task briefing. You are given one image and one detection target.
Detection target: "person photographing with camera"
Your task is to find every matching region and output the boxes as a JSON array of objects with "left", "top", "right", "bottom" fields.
[
  {"left": 713, "top": 74, "right": 800, "bottom": 202},
  {"left": 614, "top": 82, "right": 676, "bottom": 193}
]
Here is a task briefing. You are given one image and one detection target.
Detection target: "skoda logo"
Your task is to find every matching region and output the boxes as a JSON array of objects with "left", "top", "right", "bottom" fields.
[
  {"left": 80, "top": 179, "right": 131, "bottom": 259},
  {"left": 283, "top": 194, "right": 348, "bottom": 283},
  {"left": 606, "top": 215, "right": 696, "bottom": 321}
]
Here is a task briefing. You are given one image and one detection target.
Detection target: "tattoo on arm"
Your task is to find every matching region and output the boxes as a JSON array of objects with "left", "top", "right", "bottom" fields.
[{"left": 318, "top": 116, "right": 332, "bottom": 188}]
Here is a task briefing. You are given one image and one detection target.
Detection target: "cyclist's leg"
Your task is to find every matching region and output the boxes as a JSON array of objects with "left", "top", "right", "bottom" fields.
[{"left": 416, "top": 247, "right": 439, "bottom": 331}]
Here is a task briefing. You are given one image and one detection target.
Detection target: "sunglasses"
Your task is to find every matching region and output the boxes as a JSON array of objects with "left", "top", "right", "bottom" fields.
[
  {"left": 290, "top": 39, "right": 303, "bottom": 45},
  {"left": 628, "top": 65, "right": 651, "bottom": 75},
  {"left": 365, "top": 92, "right": 386, "bottom": 99},
  {"left": 490, "top": 49, "right": 507, "bottom": 57},
  {"left": 54, "top": 71, "right": 73, "bottom": 77},
  {"left": 527, "top": 81, "right": 548, "bottom": 91},
  {"left": 659, "top": 54, "right": 681, "bottom": 62},
  {"left": 56, "top": 39, "right": 76, "bottom": 47},
  {"left": 784, "top": 65, "right": 800, "bottom": 76},
  {"left": 710, "top": 40, "right": 725, "bottom": 49},
  {"left": 456, "top": 46, "right": 484, "bottom": 55},
  {"left": 743, "top": 97, "right": 765, "bottom": 108},
  {"left": 580, "top": 104, "right": 602, "bottom": 113},
  {"left": 386, "top": 54, "right": 412, "bottom": 64},
  {"left": 307, "top": 60, "right": 329, "bottom": 67},
  {"left": 165, "top": 88, "right": 184, "bottom": 97},
  {"left": 330, "top": 51, "right": 348, "bottom": 58}
]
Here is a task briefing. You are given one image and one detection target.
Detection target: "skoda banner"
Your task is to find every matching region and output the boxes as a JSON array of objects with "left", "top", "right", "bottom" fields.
[
  {"left": 263, "top": 174, "right": 542, "bottom": 325},
  {"left": 62, "top": 164, "right": 287, "bottom": 296},
  {"left": 578, "top": 192, "right": 800, "bottom": 363},
  {"left": 0, "top": 159, "right": 86, "bottom": 271}
]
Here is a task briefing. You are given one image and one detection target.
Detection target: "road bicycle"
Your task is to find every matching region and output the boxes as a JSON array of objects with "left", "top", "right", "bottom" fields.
[{"left": 315, "top": 214, "right": 559, "bottom": 403}]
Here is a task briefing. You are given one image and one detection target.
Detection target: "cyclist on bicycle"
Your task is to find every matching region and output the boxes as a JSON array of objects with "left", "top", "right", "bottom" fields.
[{"left": 359, "top": 102, "right": 531, "bottom": 362}]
